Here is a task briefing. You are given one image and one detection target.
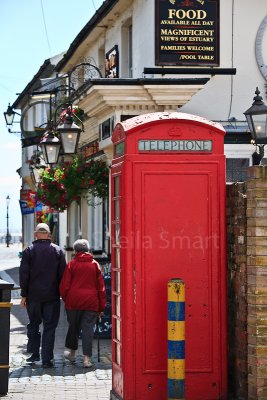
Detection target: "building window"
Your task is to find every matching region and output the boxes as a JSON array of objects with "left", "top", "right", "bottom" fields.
[
  {"left": 69, "top": 201, "right": 80, "bottom": 244},
  {"left": 128, "top": 25, "right": 133, "bottom": 78},
  {"left": 120, "top": 115, "right": 137, "bottom": 122},
  {"left": 121, "top": 18, "right": 132, "bottom": 78},
  {"left": 100, "top": 117, "right": 114, "bottom": 141},
  {"left": 226, "top": 158, "right": 249, "bottom": 182},
  {"left": 88, "top": 198, "right": 103, "bottom": 251},
  {"left": 98, "top": 46, "right": 105, "bottom": 77},
  {"left": 103, "top": 196, "right": 110, "bottom": 254},
  {"left": 87, "top": 186, "right": 110, "bottom": 254}
]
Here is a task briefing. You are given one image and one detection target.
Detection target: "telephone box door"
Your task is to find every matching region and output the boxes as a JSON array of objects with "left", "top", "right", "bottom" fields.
[{"left": 133, "top": 161, "right": 226, "bottom": 399}]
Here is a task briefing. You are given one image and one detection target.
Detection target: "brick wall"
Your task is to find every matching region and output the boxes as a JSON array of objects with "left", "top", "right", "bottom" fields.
[
  {"left": 227, "top": 182, "right": 248, "bottom": 400},
  {"left": 247, "top": 166, "right": 267, "bottom": 400}
]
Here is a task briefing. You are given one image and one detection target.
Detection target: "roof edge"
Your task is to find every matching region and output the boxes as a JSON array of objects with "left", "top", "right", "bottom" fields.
[
  {"left": 118, "top": 112, "right": 226, "bottom": 135},
  {"left": 12, "top": 59, "right": 53, "bottom": 109},
  {"left": 55, "top": 0, "right": 119, "bottom": 72}
]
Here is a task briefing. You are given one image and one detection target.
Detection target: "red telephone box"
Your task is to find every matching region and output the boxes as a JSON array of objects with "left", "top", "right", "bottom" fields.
[{"left": 110, "top": 112, "right": 227, "bottom": 400}]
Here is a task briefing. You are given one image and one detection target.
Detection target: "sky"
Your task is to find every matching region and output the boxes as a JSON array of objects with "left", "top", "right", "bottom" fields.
[{"left": 0, "top": 0, "right": 104, "bottom": 233}]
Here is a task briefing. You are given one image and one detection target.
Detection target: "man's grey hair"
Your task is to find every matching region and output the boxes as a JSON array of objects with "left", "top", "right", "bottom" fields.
[{"left": 73, "top": 239, "right": 90, "bottom": 253}]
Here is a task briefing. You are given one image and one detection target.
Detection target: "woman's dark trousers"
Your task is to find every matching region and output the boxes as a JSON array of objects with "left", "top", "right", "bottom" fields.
[{"left": 65, "top": 310, "right": 98, "bottom": 356}]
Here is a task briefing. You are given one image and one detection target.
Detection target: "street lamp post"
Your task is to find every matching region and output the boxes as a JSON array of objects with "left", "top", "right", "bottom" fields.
[{"left": 6, "top": 195, "right": 10, "bottom": 248}]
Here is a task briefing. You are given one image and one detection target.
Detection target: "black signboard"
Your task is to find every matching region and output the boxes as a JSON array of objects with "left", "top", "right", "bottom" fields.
[
  {"left": 105, "top": 45, "right": 119, "bottom": 78},
  {"left": 93, "top": 257, "right": 111, "bottom": 338},
  {"left": 21, "top": 135, "right": 41, "bottom": 148},
  {"left": 155, "top": 0, "right": 220, "bottom": 66}
]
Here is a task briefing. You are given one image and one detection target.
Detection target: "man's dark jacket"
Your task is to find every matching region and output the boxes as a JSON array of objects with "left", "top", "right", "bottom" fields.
[{"left": 20, "top": 239, "right": 66, "bottom": 302}]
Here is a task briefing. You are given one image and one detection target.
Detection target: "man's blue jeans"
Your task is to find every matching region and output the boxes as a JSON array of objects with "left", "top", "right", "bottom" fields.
[{"left": 26, "top": 299, "right": 60, "bottom": 363}]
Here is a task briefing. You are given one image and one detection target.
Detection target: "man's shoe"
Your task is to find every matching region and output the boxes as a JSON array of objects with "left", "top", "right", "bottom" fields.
[
  {"left": 26, "top": 354, "right": 40, "bottom": 363},
  {"left": 42, "top": 361, "right": 53, "bottom": 368}
]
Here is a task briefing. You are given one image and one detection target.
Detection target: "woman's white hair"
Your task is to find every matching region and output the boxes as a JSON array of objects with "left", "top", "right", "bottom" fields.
[{"left": 73, "top": 239, "right": 90, "bottom": 253}]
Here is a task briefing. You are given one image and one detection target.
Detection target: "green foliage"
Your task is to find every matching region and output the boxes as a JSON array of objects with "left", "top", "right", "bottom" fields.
[{"left": 37, "top": 157, "right": 109, "bottom": 212}]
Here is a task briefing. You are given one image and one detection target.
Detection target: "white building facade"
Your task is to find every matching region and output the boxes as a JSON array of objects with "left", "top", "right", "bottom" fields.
[
  {"left": 52, "top": 0, "right": 267, "bottom": 256},
  {"left": 10, "top": 0, "right": 267, "bottom": 252}
]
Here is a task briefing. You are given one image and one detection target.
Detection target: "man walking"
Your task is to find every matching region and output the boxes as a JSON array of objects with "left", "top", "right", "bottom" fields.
[{"left": 19, "top": 223, "right": 66, "bottom": 368}]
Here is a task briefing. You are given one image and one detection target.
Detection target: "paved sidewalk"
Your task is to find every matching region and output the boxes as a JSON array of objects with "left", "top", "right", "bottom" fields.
[{"left": 0, "top": 252, "right": 112, "bottom": 400}]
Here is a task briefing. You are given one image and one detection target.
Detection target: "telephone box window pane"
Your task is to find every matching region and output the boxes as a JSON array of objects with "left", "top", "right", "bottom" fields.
[
  {"left": 116, "top": 248, "right": 120, "bottom": 268},
  {"left": 116, "top": 319, "right": 121, "bottom": 341},
  {"left": 114, "top": 176, "right": 120, "bottom": 197},
  {"left": 226, "top": 158, "right": 249, "bottom": 182},
  {"left": 116, "top": 343, "right": 121, "bottom": 365},
  {"left": 115, "top": 142, "right": 125, "bottom": 156},
  {"left": 115, "top": 295, "right": 121, "bottom": 316},
  {"left": 115, "top": 271, "right": 120, "bottom": 292},
  {"left": 114, "top": 200, "right": 120, "bottom": 220},
  {"left": 115, "top": 224, "right": 120, "bottom": 244}
]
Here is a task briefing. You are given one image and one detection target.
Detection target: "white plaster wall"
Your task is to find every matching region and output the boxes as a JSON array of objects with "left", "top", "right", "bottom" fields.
[
  {"left": 102, "top": 0, "right": 266, "bottom": 163},
  {"left": 103, "top": 22, "right": 121, "bottom": 58},
  {"left": 178, "top": 0, "right": 267, "bottom": 121},
  {"left": 61, "top": 0, "right": 267, "bottom": 164},
  {"left": 36, "top": 0, "right": 267, "bottom": 250},
  {"left": 93, "top": 0, "right": 267, "bottom": 123},
  {"left": 82, "top": 35, "right": 104, "bottom": 69},
  {"left": 132, "top": 0, "right": 155, "bottom": 77}
]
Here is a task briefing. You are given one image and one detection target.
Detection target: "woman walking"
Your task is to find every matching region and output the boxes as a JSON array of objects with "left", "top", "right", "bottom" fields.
[{"left": 60, "top": 239, "right": 106, "bottom": 367}]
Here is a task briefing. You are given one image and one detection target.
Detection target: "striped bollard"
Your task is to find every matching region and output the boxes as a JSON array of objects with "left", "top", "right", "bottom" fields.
[{"left": 168, "top": 279, "right": 185, "bottom": 400}]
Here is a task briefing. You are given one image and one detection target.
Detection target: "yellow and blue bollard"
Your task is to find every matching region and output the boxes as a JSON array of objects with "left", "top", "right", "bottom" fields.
[{"left": 168, "top": 279, "right": 185, "bottom": 399}]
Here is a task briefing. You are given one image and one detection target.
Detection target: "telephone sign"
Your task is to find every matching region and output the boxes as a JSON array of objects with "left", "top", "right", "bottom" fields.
[{"left": 138, "top": 139, "right": 212, "bottom": 152}]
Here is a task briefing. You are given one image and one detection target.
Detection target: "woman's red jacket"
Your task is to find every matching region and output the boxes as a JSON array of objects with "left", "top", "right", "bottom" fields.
[{"left": 59, "top": 252, "right": 106, "bottom": 312}]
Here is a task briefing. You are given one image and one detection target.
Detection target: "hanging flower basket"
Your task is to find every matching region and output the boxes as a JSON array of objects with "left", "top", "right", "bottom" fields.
[
  {"left": 59, "top": 106, "right": 84, "bottom": 125},
  {"left": 37, "top": 157, "right": 109, "bottom": 212}
]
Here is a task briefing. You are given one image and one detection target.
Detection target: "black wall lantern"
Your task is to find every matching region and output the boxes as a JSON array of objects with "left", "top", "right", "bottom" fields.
[
  {"left": 57, "top": 112, "right": 82, "bottom": 155},
  {"left": 244, "top": 87, "right": 267, "bottom": 165},
  {"left": 30, "top": 165, "right": 46, "bottom": 185},
  {"left": 40, "top": 130, "right": 61, "bottom": 165},
  {"left": 3, "top": 103, "right": 21, "bottom": 126}
]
